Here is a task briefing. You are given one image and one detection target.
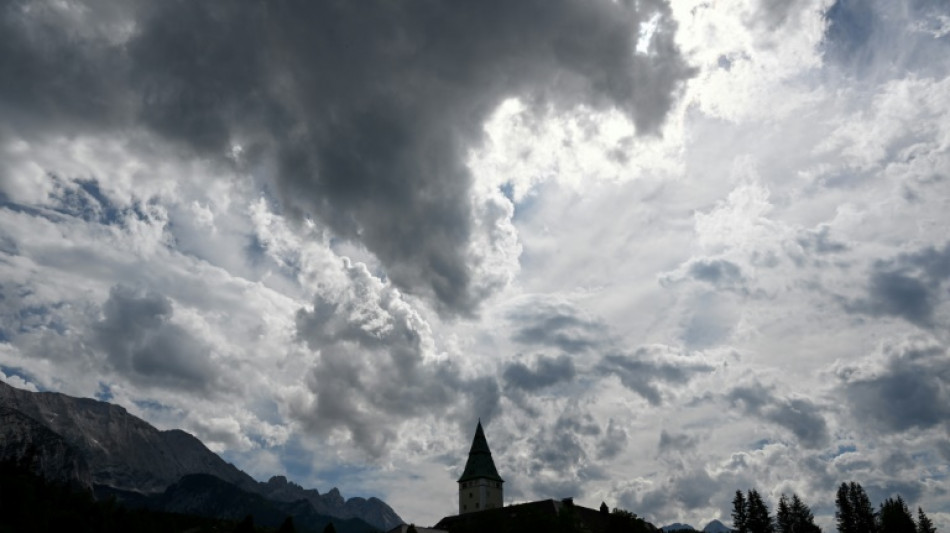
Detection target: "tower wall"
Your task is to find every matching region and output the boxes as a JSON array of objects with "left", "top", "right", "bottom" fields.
[
  {"left": 457, "top": 420, "right": 504, "bottom": 515},
  {"left": 458, "top": 478, "right": 503, "bottom": 514}
]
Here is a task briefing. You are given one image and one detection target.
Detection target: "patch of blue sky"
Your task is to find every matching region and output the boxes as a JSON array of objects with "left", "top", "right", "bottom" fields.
[
  {"left": 823, "top": 0, "right": 950, "bottom": 79},
  {"left": 95, "top": 382, "right": 114, "bottom": 402},
  {"left": 0, "top": 365, "right": 43, "bottom": 390},
  {"left": 499, "top": 182, "right": 515, "bottom": 203},
  {"left": 133, "top": 398, "right": 174, "bottom": 413},
  {"left": 244, "top": 232, "right": 303, "bottom": 284},
  {"left": 75, "top": 179, "right": 123, "bottom": 225},
  {"left": 824, "top": 444, "right": 858, "bottom": 460},
  {"left": 508, "top": 185, "right": 542, "bottom": 224},
  {"left": 0, "top": 194, "right": 71, "bottom": 225},
  {"left": 315, "top": 463, "right": 375, "bottom": 491},
  {"left": 268, "top": 436, "right": 318, "bottom": 482},
  {"left": 822, "top": 0, "right": 876, "bottom": 65},
  {"left": 16, "top": 304, "right": 67, "bottom": 335},
  {"left": 244, "top": 234, "right": 270, "bottom": 266},
  {"left": 47, "top": 177, "right": 123, "bottom": 226}
]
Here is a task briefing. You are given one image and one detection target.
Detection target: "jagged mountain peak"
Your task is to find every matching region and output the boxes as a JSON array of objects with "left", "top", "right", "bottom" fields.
[
  {"left": 0, "top": 380, "right": 404, "bottom": 531},
  {"left": 662, "top": 523, "right": 697, "bottom": 532},
  {"left": 703, "top": 519, "right": 733, "bottom": 533}
]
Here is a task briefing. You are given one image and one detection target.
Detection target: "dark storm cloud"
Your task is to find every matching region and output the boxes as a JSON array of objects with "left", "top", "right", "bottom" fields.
[
  {"left": 617, "top": 467, "right": 717, "bottom": 518},
  {"left": 837, "top": 343, "right": 950, "bottom": 433},
  {"left": 659, "top": 257, "right": 749, "bottom": 296},
  {"left": 509, "top": 301, "right": 609, "bottom": 353},
  {"left": 658, "top": 429, "right": 699, "bottom": 454},
  {"left": 503, "top": 354, "right": 576, "bottom": 391},
  {"left": 688, "top": 259, "right": 746, "bottom": 287},
  {"left": 936, "top": 440, "right": 950, "bottom": 462},
  {"left": 727, "top": 383, "right": 830, "bottom": 449},
  {"left": 524, "top": 411, "right": 613, "bottom": 494},
  {"left": 294, "top": 262, "right": 500, "bottom": 456},
  {"left": 797, "top": 225, "right": 849, "bottom": 255},
  {"left": 752, "top": 0, "right": 810, "bottom": 29},
  {"left": 847, "top": 242, "right": 950, "bottom": 328},
  {"left": 93, "top": 285, "right": 214, "bottom": 389},
  {"left": 671, "top": 468, "right": 715, "bottom": 508},
  {"left": 0, "top": 0, "right": 131, "bottom": 136},
  {"left": 597, "top": 419, "right": 628, "bottom": 460},
  {"left": 598, "top": 347, "right": 714, "bottom": 406},
  {"left": 531, "top": 428, "right": 589, "bottom": 472},
  {"left": 0, "top": 0, "right": 693, "bottom": 314}
]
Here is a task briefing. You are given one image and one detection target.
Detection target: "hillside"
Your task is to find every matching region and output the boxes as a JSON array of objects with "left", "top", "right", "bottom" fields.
[{"left": 0, "top": 380, "right": 403, "bottom": 531}]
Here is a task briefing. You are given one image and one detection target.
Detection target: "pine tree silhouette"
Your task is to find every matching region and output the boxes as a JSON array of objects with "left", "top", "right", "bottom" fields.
[
  {"left": 733, "top": 490, "right": 749, "bottom": 533},
  {"left": 917, "top": 507, "right": 936, "bottom": 533}
]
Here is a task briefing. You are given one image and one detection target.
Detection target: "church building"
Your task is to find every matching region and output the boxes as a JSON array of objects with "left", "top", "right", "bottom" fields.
[
  {"left": 414, "top": 421, "right": 650, "bottom": 533},
  {"left": 457, "top": 420, "right": 504, "bottom": 514}
]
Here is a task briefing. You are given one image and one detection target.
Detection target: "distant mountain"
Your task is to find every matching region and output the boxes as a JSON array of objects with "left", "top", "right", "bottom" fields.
[
  {"left": 662, "top": 520, "right": 733, "bottom": 533},
  {"left": 0, "top": 405, "right": 91, "bottom": 488},
  {"left": 662, "top": 523, "right": 697, "bottom": 532},
  {"left": 100, "top": 473, "right": 379, "bottom": 533},
  {"left": 260, "top": 475, "right": 403, "bottom": 529},
  {"left": 0, "top": 380, "right": 256, "bottom": 494},
  {"left": 0, "top": 380, "right": 403, "bottom": 531},
  {"left": 703, "top": 519, "right": 733, "bottom": 533}
]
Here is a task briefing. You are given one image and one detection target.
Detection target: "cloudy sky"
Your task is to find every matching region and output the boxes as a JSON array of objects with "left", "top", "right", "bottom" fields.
[{"left": 2, "top": 0, "right": 949, "bottom": 529}]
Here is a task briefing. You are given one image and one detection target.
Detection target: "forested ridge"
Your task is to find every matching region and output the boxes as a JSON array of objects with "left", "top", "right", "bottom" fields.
[{"left": 730, "top": 482, "right": 938, "bottom": 533}]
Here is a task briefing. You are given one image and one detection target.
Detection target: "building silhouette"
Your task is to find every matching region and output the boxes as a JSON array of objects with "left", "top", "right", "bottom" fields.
[
  {"left": 457, "top": 420, "right": 504, "bottom": 514},
  {"left": 385, "top": 421, "right": 656, "bottom": 533}
]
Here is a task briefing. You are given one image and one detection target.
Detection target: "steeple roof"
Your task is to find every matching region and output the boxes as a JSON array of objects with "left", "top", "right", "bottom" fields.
[{"left": 458, "top": 420, "right": 504, "bottom": 483}]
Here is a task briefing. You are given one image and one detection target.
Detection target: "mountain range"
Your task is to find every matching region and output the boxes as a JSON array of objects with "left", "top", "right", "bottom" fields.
[
  {"left": 662, "top": 519, "right": 733, "bottom": 533},
  {"left": 0, "top": 380, "right": 403, "bottom": 532}
]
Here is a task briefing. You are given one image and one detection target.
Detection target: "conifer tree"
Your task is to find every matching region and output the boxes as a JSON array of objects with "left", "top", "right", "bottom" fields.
[
  {"left": 849, "top": 483, "right": 876, "bottom": 533},
  {"left": 790, "top": 494, "right": 821, "bottom": 533},
  {"left": 747, "top": 489, "right": 775, "bottom": 533},
  {"left": 879, "top": 497, "right": 916, "bottom": 533},
  {"left": 838, "top": 482, "right": 876, "bottom": 533},
  {"left": 777, "top": 494, "right": 793, "bottom": 533},
  {"left": 836, "top": 483, "right": 856, "bottom": 533},
  {"left": 917, "top": 507, "right": 936, "bottom": 533},
  {"left": 234, "top": 515, "right": 255, "bottom": 533},
  {"left": 277, "top": 516, "right": 297, "bottom": 533},
  {"left": 734, "top": 490, "right": 749, "bottom": 533}
]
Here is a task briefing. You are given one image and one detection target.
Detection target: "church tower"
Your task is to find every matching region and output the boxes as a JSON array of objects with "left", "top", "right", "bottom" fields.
[{"left": 458, "top": 420, "right": 504, "bottom": 514}]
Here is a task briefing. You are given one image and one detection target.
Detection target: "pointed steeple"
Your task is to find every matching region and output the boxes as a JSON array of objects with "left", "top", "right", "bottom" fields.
[{"left": 458, "top": 420, "right": 503, "bottom": 483}]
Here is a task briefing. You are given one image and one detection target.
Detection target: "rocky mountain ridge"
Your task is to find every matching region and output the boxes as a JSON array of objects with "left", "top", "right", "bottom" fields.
[
  {"left": 0, "top": 380, "right": 403, "bottom": 531},
  {"left": 662, "top": 519, "right": 733, "bottom": 533},
  {"left": 662, "top": 523, "right": 696, "bottom": 532},
  {"left": 260, "top": 475, "right": 403, "bottom": 529}
]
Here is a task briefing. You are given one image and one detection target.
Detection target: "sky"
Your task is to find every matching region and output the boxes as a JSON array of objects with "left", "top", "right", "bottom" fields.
[{"left": 1, "top": 0, "right": 949, "bottom": 529}]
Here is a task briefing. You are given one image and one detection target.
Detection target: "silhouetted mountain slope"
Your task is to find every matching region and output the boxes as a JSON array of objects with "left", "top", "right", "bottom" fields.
[
  {"left": 703, "top": 519, "right": 733, "bottom": 533},
  {"left": 0, "top": 380, "right": 402, "bottom": 531},
  {"left": 0, "top": 380, "right": 255, "bottom": 493},
  {"left": 662, "top": 520, "right": 733, "bottom": 533},
  {"left": 260, "top": 475, "right": 403, "bottom": 530},
  {"left": 662, "top": 523, "right": 697, "bottom": 532},
  {"left": 0, "top": 405, "right": 91, "bottom": 488},
  {"left": 0, "top": 460, "right": 241, "bottom": 533},
  {"left": 97, "top": 473, "right": 379, "bottom": 533}
]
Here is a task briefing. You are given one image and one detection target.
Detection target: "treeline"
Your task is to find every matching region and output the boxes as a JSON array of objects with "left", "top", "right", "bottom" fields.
[
  {"left": 730, "top": 482, "right": 938, "bottom": 533},
  {"left": 0, "top": 459, "right": 304, "bottom": 533}
]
